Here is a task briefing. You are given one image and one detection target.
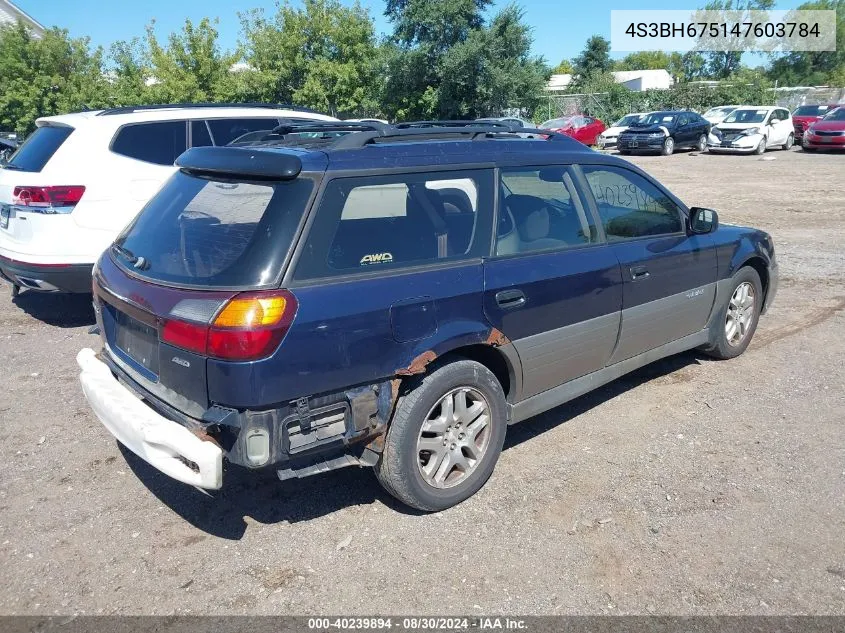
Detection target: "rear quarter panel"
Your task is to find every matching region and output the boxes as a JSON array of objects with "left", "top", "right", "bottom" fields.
[{"left": 206, "top": 263, "right": 496, "bottom": 408}]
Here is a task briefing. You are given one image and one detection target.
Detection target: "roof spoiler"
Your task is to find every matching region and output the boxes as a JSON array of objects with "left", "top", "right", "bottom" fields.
[{"left": 175, "top": 146, "right": 302, "bottom": 180}]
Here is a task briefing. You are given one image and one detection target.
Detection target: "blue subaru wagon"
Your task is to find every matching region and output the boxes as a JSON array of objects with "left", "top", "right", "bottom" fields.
[{"left": 77, "top": 120, "right": 778, "bottom": 511}]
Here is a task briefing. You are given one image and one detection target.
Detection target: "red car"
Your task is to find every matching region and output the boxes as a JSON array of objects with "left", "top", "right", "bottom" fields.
[
  {"left": 792, "top": 104, "right": 840, "bottom": 143},
  {"left": 802, "top": 106, "right": 845, "bottom": 151},
  {"left": 540, "top": 115, "right": 606, "bottom": 146}
]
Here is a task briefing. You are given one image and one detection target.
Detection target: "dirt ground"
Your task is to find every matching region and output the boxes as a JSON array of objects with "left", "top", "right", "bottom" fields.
[{"left": 0, "top": 147, "right": 843, "bottom": 616}]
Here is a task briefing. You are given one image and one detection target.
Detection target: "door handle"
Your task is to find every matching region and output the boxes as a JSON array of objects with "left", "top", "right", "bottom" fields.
[
  {"left": 630, "top": 266, "right": 650, "bottom": 280},
  {"left": 495, "top": 289, "right": 526, "bottom": 309}
]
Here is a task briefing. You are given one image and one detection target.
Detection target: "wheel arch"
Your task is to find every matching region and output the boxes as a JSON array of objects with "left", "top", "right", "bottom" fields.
[{"left": 738, "top": 255, "right": 770, "bottom": 306}]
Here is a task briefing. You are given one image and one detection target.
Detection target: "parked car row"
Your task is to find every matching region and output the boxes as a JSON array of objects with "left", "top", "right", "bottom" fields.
[{"left": 579, "top": 103, "right": 845, "bottom": 157}]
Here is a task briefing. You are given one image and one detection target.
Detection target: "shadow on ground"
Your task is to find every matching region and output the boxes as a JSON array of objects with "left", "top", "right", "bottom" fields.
[
  {"left": 13, "top": 290, "right": 95, "bottom": 328},
  {"left": 123, "top": 350, "right": 706, "bottom": 540}
]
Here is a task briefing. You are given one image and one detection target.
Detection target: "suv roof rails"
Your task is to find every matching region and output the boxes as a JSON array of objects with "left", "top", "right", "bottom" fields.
[
  {"left": 96, "top": 102, "right": 319, "bottom": 116},
  {"left": 228, "top": 120, "right": 573, "bottom": 151}
]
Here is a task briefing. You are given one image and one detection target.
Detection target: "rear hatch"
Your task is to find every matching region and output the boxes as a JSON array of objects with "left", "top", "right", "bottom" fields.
[
  {"left": 0, "top": 124, "right": 82, "bottom": 253},
  {"left": 94, "top": 154, "right": 318, "bottom": 417}
]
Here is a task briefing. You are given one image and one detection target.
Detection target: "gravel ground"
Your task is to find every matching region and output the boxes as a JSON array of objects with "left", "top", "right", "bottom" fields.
[{"left": 0, "top": 147, "right": 843, "bottom": 616}]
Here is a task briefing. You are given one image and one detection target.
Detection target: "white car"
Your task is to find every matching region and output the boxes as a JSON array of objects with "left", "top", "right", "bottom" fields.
[
  {"left": 702, "top": 105, "right": 742, "bottom": 125},
  {"left": 0, "top": 104, "right": 335, "bottom": 294},
  {"left": 597, "top": 112, "right": 650, "bottom": 149},
  {"left": 707, "top": 106, "right": 795, "bottom": 155}
]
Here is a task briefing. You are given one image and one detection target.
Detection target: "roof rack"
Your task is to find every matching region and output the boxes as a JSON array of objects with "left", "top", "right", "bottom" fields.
[
  {"left": 96, "top": 102, "right": 319, "bottom": 116},
  {"left": 226, "top": 120, "right": 573, "bottom": 151}
]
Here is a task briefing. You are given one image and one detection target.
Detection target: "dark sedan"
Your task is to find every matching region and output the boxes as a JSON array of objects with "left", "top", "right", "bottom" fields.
[{"left": 617, "top": 111, "right": 711, "bottom": 156}]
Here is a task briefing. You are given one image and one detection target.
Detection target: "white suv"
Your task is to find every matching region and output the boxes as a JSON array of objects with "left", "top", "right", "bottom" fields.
[{"left": 0, "top": 104, "right": 335, "bottom": 294}]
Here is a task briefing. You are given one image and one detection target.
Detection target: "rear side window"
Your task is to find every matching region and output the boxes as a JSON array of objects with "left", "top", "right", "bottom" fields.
[
  {"left": 112, "top": 171, "right": 314, "bottom": 288},
  {"left": 294, "top": 170, "right": 493, "bottom": 280},
  {"left": 111, "top": 121, "right": 187, "bottom": 166},
  {"left": 581, "top": 165, "right": 683, "bottom": 240},
  {"left": 6, "top": 126, "right": 74, "bottom": 172},
  {"left": 207, "top": 118, "right": 281, "bottom": 145},
  {"left": 497, "top": 167, "right": 597, "bottom": 256}
]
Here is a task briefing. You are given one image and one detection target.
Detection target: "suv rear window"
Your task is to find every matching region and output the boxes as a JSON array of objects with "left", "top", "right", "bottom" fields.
[
  {"left": 294, "top": 170, "right": 493, "bottom": 280},
  {"left": 112, "top": 171, "right": 314, "bottom": 288},
  {"left": 111, "top": 121, "right": 188, "bottom": 166},
  {"left": 5, "top": 125, "right": 74, "bottom": 172}
]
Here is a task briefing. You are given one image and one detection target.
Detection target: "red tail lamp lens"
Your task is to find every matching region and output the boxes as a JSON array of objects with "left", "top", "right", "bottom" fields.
[{"left": 161, "top": 290, "right": 297, "bottom": 361}]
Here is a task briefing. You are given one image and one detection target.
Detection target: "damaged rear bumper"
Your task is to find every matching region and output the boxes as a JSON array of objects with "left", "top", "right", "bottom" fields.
[
  {"left": 78, "top": 347, "right": 394, "bottom": 490},
  {"left": 77, "top": 347, "right": 223, "bottom": 489}
]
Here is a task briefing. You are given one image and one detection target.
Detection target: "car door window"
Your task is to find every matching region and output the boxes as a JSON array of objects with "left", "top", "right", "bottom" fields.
[
  {"left": 206, "top": 118, "right": 282, "bottom": 145},
  {"left": 497, "top": 167, "right": 598, "bottom": 256},
  {"left": 678, "top": 115, "right": 690, "bottom": 127},
  {"left": 581, "top": 165, "right": 684, "bottom": 241},
  {"left": 111, "top": 121, "right": 188, "bottom": 166},
  {"left": 294, "top": 170, "right": 493, "bottom": 280}
]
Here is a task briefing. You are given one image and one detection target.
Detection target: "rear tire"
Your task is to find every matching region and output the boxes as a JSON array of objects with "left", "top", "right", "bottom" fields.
[
  {"left": 375, "top": 360, "right": 507, "bottom": 511},
  {"left": 696, "top": 134, "right": 707, "bottom": 152},
  {"left": 701, "top": 267, "right": 763, "bottom": 360},
  {"left": 661, "top": 137, "right": 675, "bottom": 156}
]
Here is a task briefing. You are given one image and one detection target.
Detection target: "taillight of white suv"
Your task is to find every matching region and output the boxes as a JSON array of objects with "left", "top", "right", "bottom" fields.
[{"left": 12, "top": 186, "right": 86, "bottom": 213}]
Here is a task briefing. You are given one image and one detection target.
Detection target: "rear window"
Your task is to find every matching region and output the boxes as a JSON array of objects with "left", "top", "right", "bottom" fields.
[
  {"left": 793, "top": 105, "right": 832, "bottom": 116},
  {"left": 112, "top": 171, "right": 314, "bottom": 288},
  {"left": 5, "top": 126, "right": 74, "bottom": 172},
  {"left": 294, "top": 170, "right": 493, "bottom": 280},
  {"left": 111, "top": 121, "right": 187, "bottom": 166}
]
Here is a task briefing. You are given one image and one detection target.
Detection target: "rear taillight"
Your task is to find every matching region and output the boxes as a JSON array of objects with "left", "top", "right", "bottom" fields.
[
  {"left": 13, "top": 186, "right": 85, "bottom": 213},
  {"left": 161, "top": 290, "right": 297, "bottom": 361}
]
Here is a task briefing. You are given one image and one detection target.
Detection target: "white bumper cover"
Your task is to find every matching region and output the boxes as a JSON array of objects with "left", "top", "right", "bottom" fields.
[{"left": 77, "top": 347, "right": 223, "bottom": 489}]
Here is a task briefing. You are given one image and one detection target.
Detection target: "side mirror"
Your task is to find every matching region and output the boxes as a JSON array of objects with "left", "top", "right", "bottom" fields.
[{"left": 689, "top": 207, "right": 718, "bottom": 234}]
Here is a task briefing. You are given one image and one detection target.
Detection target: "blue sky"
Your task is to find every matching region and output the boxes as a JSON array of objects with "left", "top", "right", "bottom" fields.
[{"left": 18, "top": 0, "right": 805, "bottom": 66}]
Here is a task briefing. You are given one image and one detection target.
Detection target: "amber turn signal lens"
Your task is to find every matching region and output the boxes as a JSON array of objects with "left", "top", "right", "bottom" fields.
[{"left": 213, "top": 295, "right": 287, "bottom": 328}]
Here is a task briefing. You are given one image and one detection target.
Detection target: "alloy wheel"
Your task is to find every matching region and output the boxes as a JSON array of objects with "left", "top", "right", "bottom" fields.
[
  {"left": 725, "top": 282, "right": 756, "bottom": 347},
  {"left": 416, "top": 387, "right": 492, "bottom": 489}
]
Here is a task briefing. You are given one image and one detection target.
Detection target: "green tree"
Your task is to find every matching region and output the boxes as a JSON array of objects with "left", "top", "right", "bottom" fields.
[
  {"left": 0, "top": 21, "right": 109, "bottom": 136},
  {"left": 572, "top": 35, "right": 612, "bottom": 80},
  {"left": 680, "top": 51, "right": 709, "bottom": 81},
  {"left": 144, "top": 18, "right": 237, "bottom": 103},
  {"left": 766, "top": 0, "right": 845, "bottom": 86},
  {"left": 108, "top": 38, "right": 150, "bottom": 106},
  {"left": 615, "top": 51, "right": 687, "bottom": 77},
  {"left": 236, "top": 0, "right": 380, "bottom": 116},
  {"left": 700, "top": 0, "right": 776, "bottom": 79},
  {"left": 551, "top": 59, "right": 573, "bottom": 74},
  {"left": 382, "top": 1, "right": 548, "bottom": 120}
]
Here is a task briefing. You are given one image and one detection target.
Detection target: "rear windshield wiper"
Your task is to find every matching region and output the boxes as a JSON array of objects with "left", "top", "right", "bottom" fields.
[{"left": 113, "top": 244, "right": 150, "bottom": 270}]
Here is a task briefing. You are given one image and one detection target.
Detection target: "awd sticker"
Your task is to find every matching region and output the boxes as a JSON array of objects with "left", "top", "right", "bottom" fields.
[
  {"left": 686, "top": 288, "right": 705, "bottom": 299},
  {"left": 360, "top": 252, "right": 394, "bottom": 265}
]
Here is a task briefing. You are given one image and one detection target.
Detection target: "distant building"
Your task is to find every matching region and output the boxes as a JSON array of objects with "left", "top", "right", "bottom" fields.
[
  {"left": 546, "top": 69, "right": 674, "bottom": 93},
  {"left": 0, "top": 0, "right": 45, "bottom": 38}
]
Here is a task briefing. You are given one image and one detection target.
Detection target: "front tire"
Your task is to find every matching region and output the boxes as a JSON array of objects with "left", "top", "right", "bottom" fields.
[
  {"left": 375, "top": 359, "right": 507, "bottom": 511},
  {"left": 701, "top": 267, "right": 763, "bottom": 360},
  {"left": 782, "top": 133, "right": 794, "bottom": 150},
  {"left": 754, "top": 137, "right": 767, "bottom": 154},
  {"left": 661, "top": 136, "right": 675, "bottom": 156}
]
